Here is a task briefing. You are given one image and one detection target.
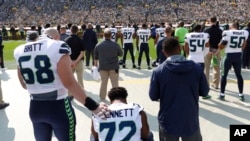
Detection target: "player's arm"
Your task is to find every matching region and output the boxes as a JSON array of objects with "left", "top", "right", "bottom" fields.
[
  {"left": 17, "top": 67, "right": 27, "bottom": 89},
  {"left": 76, "top": 51, "right": 84, "bottom": 64},
  {"left": 174, "top": 30, "right": 179, "bottom": 40},
  {"left": 218, "top": 40, "right": 227, "bottom": 50},
  {"left": 132, "top": 32, "right": 136, "bottom": 39},
  {"left": 91, "top": 120, "right": 99, "bottom": 141},
  {"left": 242, "top": 35, "right": 248, "bottom": 50},
  {"left": 140, "top": 110, "right": 151, "bottom": 140},
  {"left": 120, "top": 33, "right": 124, "bottom": 46},
  {"left": 184, "top": 42, "right": 189, "bottom": 57},
  {"left": 57, "top": 54, "right": 108, "bottom": 115},
  {"left": 94, "top": 47, "right": 99, "bottom": 67},
  {"left": 242, "top": 41, "right": 247, "bottom": 50},
  {"left": 219, "top": 32, "right": 227, "bottom": 50},
  {"left": 154, "top": 33, "right": 159, "bottom": 45},
  {"left": 136, "top": 34, "right": 139, "bottom": 50},
  {"left": 205, "top": 40, "right": 210, "bottom": 48},
  {"left": 115, "top": 32, "right": 119, "bottom": 42}
]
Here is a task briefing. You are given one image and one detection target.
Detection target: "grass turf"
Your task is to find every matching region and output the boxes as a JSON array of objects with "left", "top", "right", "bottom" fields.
[{"left": 2, "top": 39, "right": 157, "bottom": 63}]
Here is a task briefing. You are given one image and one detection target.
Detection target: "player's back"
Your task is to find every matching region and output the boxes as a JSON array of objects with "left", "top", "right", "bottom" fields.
[
  {"left": 92, "top": 103, "right": 143, "bottom": 141},
  {"left": 14, "top": 36, "right": 71, "bottom": 100},
  {"left": 137, "top": 29, "right": 150, "bottom": 45},
  {"left": 185, "top": 32, "right": 209, "bottom": 63},
  {"left": 156, "top": 27, "right": 165, "bottom": 42},
  {"left": 121, "top": 27, "right": 134, "bottom": 43},
  {"left": 223, "top": 30, "right": 249, "bottom": 53},
  {"left": 109, "top": 28, "right": 118, "bottom": 42}
]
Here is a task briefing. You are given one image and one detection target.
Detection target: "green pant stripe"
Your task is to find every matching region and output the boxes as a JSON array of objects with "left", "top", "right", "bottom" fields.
[{"left": 64, "top": 98, "right": 75, "bottom": 141}]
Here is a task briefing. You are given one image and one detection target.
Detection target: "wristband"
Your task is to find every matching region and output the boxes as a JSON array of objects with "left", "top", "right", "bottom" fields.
[{"left": 84, "top": 97, "right": 99, "bottom": 111}]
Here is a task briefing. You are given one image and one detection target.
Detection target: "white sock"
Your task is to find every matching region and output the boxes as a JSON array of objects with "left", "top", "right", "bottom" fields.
[
  {"left": 239, "top": 94, "right": 243, "bottom": 97},
  {"left": 220, "top": 93, "right": 225, "bottom": 96}
]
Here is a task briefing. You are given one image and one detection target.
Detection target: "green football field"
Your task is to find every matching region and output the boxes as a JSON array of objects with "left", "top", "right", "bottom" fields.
[{"left": 2, "top": 39, "right": 157, "bottom": 62}]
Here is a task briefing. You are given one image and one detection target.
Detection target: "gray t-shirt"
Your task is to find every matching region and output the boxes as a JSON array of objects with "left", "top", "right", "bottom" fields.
[{"left": 94, "top": 39, "right": 123, "bottom": 70}]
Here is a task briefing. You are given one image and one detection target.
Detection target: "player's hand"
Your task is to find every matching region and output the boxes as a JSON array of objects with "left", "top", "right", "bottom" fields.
[
  {"left": 92, "top": 102, "right": 110, "bottom": 120},
  {"left": 71, "top": 61, "right": 77, "bottom": 68},
  {"left": 213, "top": 49, "right": 220, "bottom": 55}
]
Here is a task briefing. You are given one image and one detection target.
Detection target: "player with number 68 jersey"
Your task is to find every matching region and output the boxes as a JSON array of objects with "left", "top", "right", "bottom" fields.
[
  {"left": 184, "top": 24, "right": 209, "bottom": 69},
  {"left": 14, "top": 28, "right": 109, "bottom": 141},
  {"left": 14, "top": 34, "right": 71, "bottom": 99}
]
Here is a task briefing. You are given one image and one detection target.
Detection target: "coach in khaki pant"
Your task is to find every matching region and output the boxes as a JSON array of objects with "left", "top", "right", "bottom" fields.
[
  {"left": 65, "top": 25, "right": 85, "bottom": 100},
  {"left": 204, "top": 51, "right": 221, "bottom": 88},
  {"left": 204, "top": 16, "right": 222, "bottom": 89},
  {"left": 94, "top": 28, "right": 123, "bottom": 100}
]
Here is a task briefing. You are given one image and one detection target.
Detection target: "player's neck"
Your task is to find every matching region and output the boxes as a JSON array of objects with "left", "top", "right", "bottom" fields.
[{"left": 111, "top": 99, "right": 127, "bottom": 104}]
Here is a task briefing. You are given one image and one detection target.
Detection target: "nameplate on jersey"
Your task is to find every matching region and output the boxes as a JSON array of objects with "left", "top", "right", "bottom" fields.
[
  {"left": 232, "top": 31, "right": 245, "bottom": 36},
  {"left": 24, "top": 43, "right": 43, "bottom": 52},
  {"left": 104, "top": 108, "right": 134, "bottom": 118},
  {"left": 191, "top": 34, "right": 204, "bottom": 38}
]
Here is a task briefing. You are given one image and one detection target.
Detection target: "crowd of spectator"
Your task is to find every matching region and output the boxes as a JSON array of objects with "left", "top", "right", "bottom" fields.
[{"left": 0, "top": 0, "right": 249, "bottom": 30}]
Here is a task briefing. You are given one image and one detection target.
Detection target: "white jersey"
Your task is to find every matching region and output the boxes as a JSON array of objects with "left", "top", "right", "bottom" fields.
[
  {"left": 26, "top": 30, "right": 39, "bottom": 42},
  {"left": 155, "top": 27, "right": 165, "bottom": 42},
  {"left": 185, "top": 32, "right": 209, "bottom": 63},
  {"left": 66, "top": 29, "right": 71, "bottom": 35},
  {"left": 137, "top": 29, "right": 150, "bottom": 46},
  {"left": 121, "top": 27, "right": 134, "bottom": 44},
  {"left": 92, "top": 103, "right": 143, "bottom": 141},
  {"left": 221, "top": 30, "right": 249, "bottom": 53},
  {"left": 14, "top": 35, "right": 71, "bottom": 100},
  {"left": 109, "top": 28, "right": 118, "bottom": 42}
]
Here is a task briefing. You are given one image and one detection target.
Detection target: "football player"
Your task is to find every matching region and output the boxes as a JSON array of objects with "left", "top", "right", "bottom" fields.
[
  {"left": 106, "top": 25, "right": 118, "bottom": 42},
  {"left": 136, "top": 23, "right": 151, "bottom": 70},
  {"left": 185, "top": 24, "right": 212, "bottom": 100},
  {"left": 91, "top": 87, "right": 153, "bottom": 141},
  {"left": 154, "top": 22, "right": 166, "bottom": 45},
  {"left": 184, "top": 24, "right": 210, "bottom": 70},
  {"left": 14, "top": 28, "right": 108, "bottom": 141},
  {"left": 154, "top": 22, "right": 166, "bottom": 66},
  {"left": 121, "top": 24, "right": 137, "bottom": 69},
  {"left": 218, "top": 22, "right": 249, "bottom": 101}
]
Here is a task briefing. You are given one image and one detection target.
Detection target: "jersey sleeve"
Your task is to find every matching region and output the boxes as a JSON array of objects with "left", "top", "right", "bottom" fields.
[
  {"left": 130, "top": 103, "right": 144, "bottom": 112},
  {"left": 59, "top": 42, "right": 71, "bottom": 54},
  {"left": 221, "top": 31, "right": 228, "bottom": 45},
  {"left": 204, "top": 33, "right": 209, "bottom": 43},
  {"left": 244, "top": 30, "right": 249, "bottom": 39},
  {"left": 13, "top": 45, "right": 24, "bottom": 65},
  {"left": 52, "top": 41, "right": 72, "bottom": 63}
]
